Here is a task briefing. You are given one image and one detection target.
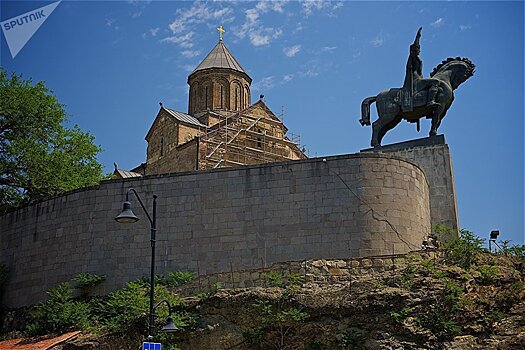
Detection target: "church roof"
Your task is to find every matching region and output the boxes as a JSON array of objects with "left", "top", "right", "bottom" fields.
[
  {"left": 164, "top": 107, "right": 206, "bottom": 128},
  {"left": 190, "top": 40, "right": 247, "bottom": 76}
]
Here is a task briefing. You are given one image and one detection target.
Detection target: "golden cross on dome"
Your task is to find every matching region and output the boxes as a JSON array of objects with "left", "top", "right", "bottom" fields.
[{"left": 217, "top": 25, "right": 225, "bottom": 41}]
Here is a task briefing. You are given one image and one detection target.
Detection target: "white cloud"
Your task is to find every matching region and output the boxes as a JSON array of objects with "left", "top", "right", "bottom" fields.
[
  {"left": 164, "top": 2, "right": 234, "bottom": 48},
  {"left": 213, "top": 7, "right": 233, "bottom": 18},
  {"left": 370, "top": 36, "right": 384, "bottom": 47},
  {"left": 302, "top": 0, "right": 342, "bottom": 16},
  {"left": 255, "top": 1, "right": 287, "bottom": 13},
  {"left": 233, "top": 1, "right": 287, "bottom": 46},
  {"left": 431, "top": 17, "right": 444, "bottom": 27},
  {"left": 283, "top": 45, "right": 301, "bottom": 57},
  {"left": 181, "top": 50, "right": 202, "bottom": 58},
  {"left": 127, "top": 0, "right": 151, "bottom": 18},
  {"left": 150, "top": 27, "right": 160, "bottom": 37},
  {"left": 302, "top": 0, "right": 330, "bottom": 16},
  {"left": 249, "top": 32, "right": 270, "bottom": 46},
  {"left": 252, "top": 76, "right": 275, "bottom": 91},
  {"left": 246, "top": 27, "right": 282, "bottom": 46},
  {"left": 331, "top": 2, "right": 343, "bottom": 11},
  {"left": 320, "top": 46, "right": 336, "bottom": 52},
  {"left": 282, "top": 74, "right": 294, "bottom": 82},
  {"left": 161, "top": 31, "right": 196, "bottom": 48},
  {"left": 302, "top": 69, "right": 319, "bottom": 78},
  {"left": 459, "top": 24, "right": 471, "bottom": 31},
  {"left": 143, "top": 27, "right": 160, "bottom": 39}
]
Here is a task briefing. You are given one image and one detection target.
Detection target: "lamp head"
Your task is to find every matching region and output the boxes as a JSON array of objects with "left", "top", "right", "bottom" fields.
[
  {"left": 114, "top": 201, "right": 139, "bottom": 223},
  {"left": 161, "top": 315, "right": 180, "bottom": 333}
]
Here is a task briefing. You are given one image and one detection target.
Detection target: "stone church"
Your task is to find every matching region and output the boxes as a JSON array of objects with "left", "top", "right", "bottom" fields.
[{"left": 114, "top": 34, "right": 306, "bottom": 178}]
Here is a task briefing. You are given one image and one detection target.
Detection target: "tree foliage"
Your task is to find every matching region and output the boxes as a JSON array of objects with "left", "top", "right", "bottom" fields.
[{"left": 0, "top": 68, "right": 103, "bottom": 209}]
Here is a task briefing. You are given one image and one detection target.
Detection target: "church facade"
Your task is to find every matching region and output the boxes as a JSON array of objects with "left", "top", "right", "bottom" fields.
[{"left": 118, "top": 36, "right": 306, "bottom": 178}]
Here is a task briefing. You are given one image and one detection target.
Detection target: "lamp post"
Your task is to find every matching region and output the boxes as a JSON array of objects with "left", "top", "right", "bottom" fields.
[{"left": 115, "top": 188, "right": 179, "bottom": 339}]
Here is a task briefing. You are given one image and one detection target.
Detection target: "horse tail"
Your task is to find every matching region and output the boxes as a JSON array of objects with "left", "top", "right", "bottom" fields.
[{"left": 360, "top": 96, "right": 376, "bottom": 126}]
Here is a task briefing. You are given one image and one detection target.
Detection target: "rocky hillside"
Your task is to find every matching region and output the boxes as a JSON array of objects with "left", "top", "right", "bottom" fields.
[{"left": 53, "top": 250, "right": 525, "bottom": 350}]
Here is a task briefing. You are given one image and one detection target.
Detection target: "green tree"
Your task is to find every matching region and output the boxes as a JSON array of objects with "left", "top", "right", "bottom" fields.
[{"left": 0, "top": 69, "right": 103, "bottom": 208}]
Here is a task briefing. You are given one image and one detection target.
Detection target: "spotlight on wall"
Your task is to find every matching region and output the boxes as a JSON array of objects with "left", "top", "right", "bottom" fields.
[{"left": 490, "top": 230, "right": 500, "bottom": 240}]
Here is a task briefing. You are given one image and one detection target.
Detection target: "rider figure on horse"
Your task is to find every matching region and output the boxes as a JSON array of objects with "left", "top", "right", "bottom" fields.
[{"left": 402, "top": 27, "right": 441, "bottom": 112}]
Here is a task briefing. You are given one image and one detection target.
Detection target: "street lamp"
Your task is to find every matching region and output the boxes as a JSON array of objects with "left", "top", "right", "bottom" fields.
[
  {"left": 155, "top": 299, "right": 180, "bottom": 333},
  {"left": 115, "top": 188, "right": 178, "bottom": 339}
]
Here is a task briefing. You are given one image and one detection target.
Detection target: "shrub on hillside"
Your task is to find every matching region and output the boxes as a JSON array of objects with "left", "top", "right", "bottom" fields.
[
  {"left": 498, "top": 240, "right": 525, "bottom": 259},
  {"left": 26, "top": 282, "right": 90, "bottom": 335},
  {"left": 166, "top": 271, "right": 195, "bottom": 288},
  {"left": 444, "top": 229, "right": 485, "bottom": 269},
  {"left": 73, "top": 272, "right": 106, "bottom": 298}
]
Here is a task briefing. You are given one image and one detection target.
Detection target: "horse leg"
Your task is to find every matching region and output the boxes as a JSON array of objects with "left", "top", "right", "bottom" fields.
[
  {"left": 371, "top": 120, "right": 381, "bottom": 147},
  {"left": 372, "top": 112, "right": 399, "bottom": 147},
  {"left": 377, "top": 114, "right": 402, "bottom": 146},
  {"left": 429, "top": 103, "right": 447, "bottom": 136}
]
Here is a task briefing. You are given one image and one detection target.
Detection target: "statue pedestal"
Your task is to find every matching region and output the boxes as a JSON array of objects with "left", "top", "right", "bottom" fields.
[{"left": 362, "top": 135, "right": 459, "bottom": 240}]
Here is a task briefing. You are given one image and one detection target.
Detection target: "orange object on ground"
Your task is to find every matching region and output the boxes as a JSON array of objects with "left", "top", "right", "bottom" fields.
[{"left": 0, "top": 331, "right": 80, "bottom": 350}]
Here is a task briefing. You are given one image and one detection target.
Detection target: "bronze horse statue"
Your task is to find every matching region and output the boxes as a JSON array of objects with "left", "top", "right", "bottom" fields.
[{"left": 359, "top": 57, "right": 475, "bottom": 147}]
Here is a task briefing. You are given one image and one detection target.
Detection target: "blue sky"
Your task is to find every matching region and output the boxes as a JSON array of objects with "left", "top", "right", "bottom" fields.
[{"left": 1, "top": 1, "right": 523, "bottom": 245}]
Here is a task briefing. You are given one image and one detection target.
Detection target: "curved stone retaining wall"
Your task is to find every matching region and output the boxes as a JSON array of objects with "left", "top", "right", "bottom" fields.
[
  {"left": 174, "top": 250, "right": 443, "bottom": 295},
  {"left": 0, "top": 153, "right": 430, "bottom": 307}
]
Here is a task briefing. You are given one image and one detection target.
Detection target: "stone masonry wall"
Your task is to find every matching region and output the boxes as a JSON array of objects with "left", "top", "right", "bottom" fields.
[
  {"left": 174, "top": 250, "right": 443, "bottom": 295},
  {"left": 364, "top": 136, "right": 459, "bottom": 239},
  {"left": 0, "top": 153, "right": 430, "bottom": 308}
]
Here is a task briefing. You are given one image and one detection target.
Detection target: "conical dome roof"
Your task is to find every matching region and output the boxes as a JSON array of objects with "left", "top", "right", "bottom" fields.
[{"left": 190, "top": 40, "right": 248, "bottom": 76}]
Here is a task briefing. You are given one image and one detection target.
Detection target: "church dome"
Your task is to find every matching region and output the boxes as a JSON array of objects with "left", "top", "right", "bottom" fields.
[
  {"left": 189, "top": 40, "right": 248, "bottom": 78},
  {"left": 187, "top": 36, "right": 252, "bottom": 115}
]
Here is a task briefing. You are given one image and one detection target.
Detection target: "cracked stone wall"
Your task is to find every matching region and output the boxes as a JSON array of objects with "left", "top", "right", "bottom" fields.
[{"left": 0, "top": 153, "right": 430, "bottom": 308}]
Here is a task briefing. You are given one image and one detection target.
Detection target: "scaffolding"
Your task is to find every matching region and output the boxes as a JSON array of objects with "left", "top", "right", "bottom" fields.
[{"left": 199, "top": 112, "right": 306, "bottom": 170}]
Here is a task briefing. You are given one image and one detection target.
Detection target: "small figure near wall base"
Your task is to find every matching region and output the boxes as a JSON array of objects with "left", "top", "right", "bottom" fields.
[{"left": 359, "top": 27, "right": 475, "bottom": 147}]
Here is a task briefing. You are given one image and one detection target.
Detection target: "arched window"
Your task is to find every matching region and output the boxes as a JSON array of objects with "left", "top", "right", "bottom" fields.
[
  {"left": 235, "top": 87, "right": 239, "bottom": 110},
  {"left": 220, "top": 85, "right": 223, "bottom": 109},
  {"left": 160, "top": 137, "right": 164, "bottom": 156},
  {"left": 244, "top": 85, "right": 250, "bottom": 108},
  {"left": 205, "top": 86, "right": 209, "bottom": 110}
]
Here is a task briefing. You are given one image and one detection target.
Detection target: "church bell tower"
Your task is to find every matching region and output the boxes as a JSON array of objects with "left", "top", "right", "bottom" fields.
[{"left": 187, "top": 26, "right": 252, "bottom": 115}]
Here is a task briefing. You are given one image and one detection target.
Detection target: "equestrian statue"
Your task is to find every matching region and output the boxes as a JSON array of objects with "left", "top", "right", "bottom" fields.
[{"left": 359, "top": 27, "right": 475, "bottom": 147}]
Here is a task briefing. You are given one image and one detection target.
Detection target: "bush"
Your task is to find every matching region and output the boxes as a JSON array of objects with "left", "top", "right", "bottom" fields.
[
  {"left": 390, "top": 307, "right": 412, "bottom": 324},
  {"left": 244, "top": 300, "right": 309, "bottom": 349},
  {"left": 26, "top": 282, "right": 90, "bottom": 335},
  {"left": 166, "top": 271, "right": 195, "bottom": 288},
  {"left": 498, "top": 240, "right": 525, "bottom": 258},
  {"left": 433, "top": 224, "right": 456, "bottom": 242},
  {"left": 73, "top": 272, "right": 106, "bottom": 297},
  {"left": 339, "top": 328, "right": 369, "bottom": 349},
  {"left": 442, "top": 280, "right": 464, "bottom": 311},
  {"left": 400, "top": 265, "right": 416, "bottom": 286},
  {"left": 444, "top": 229, "right": 485, "bottom": 269},
  {"left": 421, "top": 309, "right": 461, "bottom": 340},
  {"left": 95, "top": 280, "right": 189, "bottom": 334},
  {"left": 475, "top": 265, "right": 499, "bottom": 285},
  {"left": 266, "top": 271, "right": 283, "bottom": 287},
  {"left": 97, "top": 281, "right": 149, "bottom": 333}
]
